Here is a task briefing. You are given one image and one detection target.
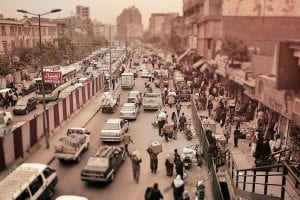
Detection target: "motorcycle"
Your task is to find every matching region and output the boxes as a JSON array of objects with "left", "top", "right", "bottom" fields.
[
  {"left": 195, "top": 180, "right": 205, "bottom": 200},
  {"left": 182, "top": 146, "right": 196, "bottom": 170},
  {"left": 183, "top": 122, "right": 193, "bottom": 140}
]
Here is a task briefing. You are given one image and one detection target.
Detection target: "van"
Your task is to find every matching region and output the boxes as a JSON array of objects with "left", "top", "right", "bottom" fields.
[
  {"left": 0, "top": 163, "right": 58, "bottom": 200},
  {"left": 121, "top": 73, "right": 135, "bottom": 89}
]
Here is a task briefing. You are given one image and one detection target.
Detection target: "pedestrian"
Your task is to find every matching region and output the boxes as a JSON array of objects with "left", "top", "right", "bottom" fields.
[
  {"left": 165, "top": 154, "right": 174, "bottom": 176},
  {"left": 222, "top": 123, "right": 231, "bottom": 144},
  {"left": 220, "top": 109, "right": 227, "bottom": 127},
  {"left": 207, "top": 100, "right": 213, "bottom": 118},
  {"left": 145, "top": 183, "right": 164, "bottom": 200},
  {"left": 233, "top": 122, "right": 241, "bottom": 147},
  {"left": 176, "top": 102, "right": 181, "bottom": 116},
  {"left": 147, "top": 147, "right": 159, "bottom": 173},
  {"left": 175, "top": 158, "right": 184, "bottom": 179},
  {"left": 174, "top": 149, "right": 181, "bottom": 164},
  {"left": 179, "top": 113, "right": 187, "bottom": 131},
  {"left": 12, "top": 92, "right": 18, "bottom": 107},
  {"left": 112, "top": 78, "right": 115, "bottom": 90},
  {"left": 172, "top": 175, "right": 185, "bottom": 200},
  {"left": 130, "top": 149, "right": 142, "bottom": 183},
  {"left": 4, "top": 92, "right": 9, "bottom": 109},
  {"left": 157, "top": 110, "right": 167, "bottom": 136},
  {"left": 162, "top": 122, "right": 173, "bottom": 142},
  {"left": 123, "top": 132, "right": 134, "bottom": 155}
]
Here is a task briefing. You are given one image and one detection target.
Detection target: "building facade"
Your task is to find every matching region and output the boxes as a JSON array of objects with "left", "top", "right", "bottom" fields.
[
  {"left": 149, "top": 13, "right": 179, "bottom": 39},
  {"left": 116, "top": 6, "right": 143, "bottom": 41},
  {"left": 0, "top": 15, "right": 58, "bottom": 55},
  {"left": 76, "top": 5, "right": 90, "bottom": 19}
]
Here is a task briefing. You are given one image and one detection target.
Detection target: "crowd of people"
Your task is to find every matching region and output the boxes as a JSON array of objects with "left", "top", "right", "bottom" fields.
[{"left": 0, "top": 90, "right": 19, "bottom": 109}]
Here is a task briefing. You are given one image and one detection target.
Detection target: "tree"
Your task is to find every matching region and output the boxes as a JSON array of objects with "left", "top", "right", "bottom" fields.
[
  {"left": 168, "top": 30, "right": 185, "bottom": 55},
  {"left": 218, "top": 36, "right": 250, "bottom": 77},
  {"left": 0, "top": 57, "right": 13, "bottom": 75}
]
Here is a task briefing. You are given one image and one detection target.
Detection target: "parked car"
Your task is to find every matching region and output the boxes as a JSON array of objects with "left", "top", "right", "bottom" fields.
[
  {"left": 20, "top": 82, "right": 35, "bottom": 95},
  {"left": 100, "top": 118, "right": 129, "bottom": 142},
  {"left": 81, "top": 146, "right": 126, "bottom": 183},
  {"left": 120, "top": 103, "right": 139, "bottom": 120},
  {"left": 127, "top": 90, "right": 142, "bottom": 105},
  {"left": 13, "top": 97, "right": 37, "bottom": 115}
]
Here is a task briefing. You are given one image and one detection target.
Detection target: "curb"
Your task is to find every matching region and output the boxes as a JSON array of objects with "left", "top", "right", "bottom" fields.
[{"left": 46, "top": 83, "right": 121, "bottom": 165}]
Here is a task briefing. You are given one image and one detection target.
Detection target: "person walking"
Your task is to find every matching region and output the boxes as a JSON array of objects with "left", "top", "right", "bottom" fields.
[
  {"left": 165, "top": 154, "right": 175, "bottom": 176},
  {"left": 130, "top": 149, "right": 142, "bottom": 183},
  {"left": 157, "top": 110, "right": 167, "bottom": 136},
  {"left": 147, "top": 147, "right": 159, "bottom": 173},
  {"left": 233, "top": 122, "right": 241, "bottom": 147},
  {"left": 179, "top": 113, "right": 187, "bottom": 132},
  {"left": 123, "top": 132, "right": 134, "bottom": 155},
  {"left": 145, "top": 183, "right": 164, "bottom": 200},
  {"left": 207, "top": 100, "right": 213, "bottom": 118},
  {"left": 112, "top": 78, "right": 115, "bottom": 90},
  {"left": 171, "top": 112, "right": 178, "bottom": 140},
  {"left": 176, "top": 102, "right": 181, "bottom": 116},
  {"left": 172, "top": 175, "right": 185, "bottom": 200},
  {"left": 175, "top": 158, "right": 184, "bottom": 179}
]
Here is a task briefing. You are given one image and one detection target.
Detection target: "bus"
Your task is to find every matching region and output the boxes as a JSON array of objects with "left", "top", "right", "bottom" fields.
[{"left": 34, "top": 66, "right": 77, "bottom": 102}]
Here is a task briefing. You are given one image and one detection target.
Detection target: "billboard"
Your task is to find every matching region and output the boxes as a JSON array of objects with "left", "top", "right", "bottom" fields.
[{"left": 43, "top": 71, "right": 62, "bottom": 84}]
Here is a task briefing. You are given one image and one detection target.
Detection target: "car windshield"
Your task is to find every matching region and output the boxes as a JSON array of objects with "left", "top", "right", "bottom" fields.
[
  {"left": 121, "top": 106, "right": 134, "bottom": 111},
  {"left": 16, "top": 99, "right": 27, "bottom": 106},
  {"left": 128, "top": 93, "right": 138, "bottom": 98},
  {"left": 144, "top": 93, "right": 158, "bottom": 98},
  {"left": 87, "top": 157, "right": 109, "bottom": 168},
  {"left": 103, "top": 122, "right": 120, "bottom": 130},
  {"left": 67, "top": 129, "right": 83, "bottom": 134}
]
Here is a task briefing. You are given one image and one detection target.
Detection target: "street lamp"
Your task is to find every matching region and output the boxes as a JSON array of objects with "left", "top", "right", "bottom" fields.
[{"left": 17, "top": 8, "right": 61, "bottom": 149}]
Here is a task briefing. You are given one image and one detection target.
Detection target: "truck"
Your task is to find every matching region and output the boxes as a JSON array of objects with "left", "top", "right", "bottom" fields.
[
  {"left": 54, "top": 128, "right": 90, "bottom": 162},
  {"left": 99, "top": 92, "right": 119, "bottom": 113},
  {"left": 121, "top": 72, "right": 135, "bottom": 89}
]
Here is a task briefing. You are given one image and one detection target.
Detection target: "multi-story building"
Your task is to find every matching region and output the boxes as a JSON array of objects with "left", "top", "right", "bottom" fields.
[
  {"left": 149, "top": 13, "right": 179, "bottom": 39},
  {"left": 116, "top": 6, "right": 143, "bottom": 41},
  {"left": 76, "top": 5, "right": 90, "bottom": 19},
  {"left": 0, "top": 15, "right": 58, "bottom": 55}
]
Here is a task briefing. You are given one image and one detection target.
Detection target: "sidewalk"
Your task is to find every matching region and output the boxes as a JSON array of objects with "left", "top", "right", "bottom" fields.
[{"left": 0, "top": 83, "right": 121, "bottom": 178}]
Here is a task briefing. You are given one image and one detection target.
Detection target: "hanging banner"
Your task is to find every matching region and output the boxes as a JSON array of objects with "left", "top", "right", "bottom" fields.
[{"left": 43, "top": 71, "right": 62, "bottom": 84}]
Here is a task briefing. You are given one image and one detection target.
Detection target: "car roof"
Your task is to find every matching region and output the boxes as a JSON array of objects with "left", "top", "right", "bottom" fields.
[
  {"left": 55, "top": 195, "right": 88, "bottom": 200},
  {"left": 106, "top": 118, "right": 123, "bottom": 123},
  {"left": 123, "top": 103, "right": 135, "bottom": 107},
  {"left": 68, "top": 127, "right": 86, "bottom": 131},
  {"left": 129, "top": 91, "right": 139, "bottom": 94}
]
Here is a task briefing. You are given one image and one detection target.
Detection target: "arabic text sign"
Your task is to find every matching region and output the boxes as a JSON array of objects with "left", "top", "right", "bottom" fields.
[{"left": 43, "top": 71, "right": 62, "bottom": 84}]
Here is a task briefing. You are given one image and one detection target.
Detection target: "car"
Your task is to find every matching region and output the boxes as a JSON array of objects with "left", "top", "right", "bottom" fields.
[
  {"left": 139, "top": 65, "right": 147, "bottom": 72},
  {"left": 127, "top": 90, "right": 142, "bottom": 105},
  {"left": 143, "top": 92, "right": 162, "bottom": 111},
  {"left": 81, "top": 146, "right": 126, "bottom": 183},
  {"left": 56, "top": 196, "right": 88, "bottom": 200},
  {"left": 120, "top": 103, "right": 139, "bottom": 120},
  {"left": 13, "top": 97, "right": 37, "bottom": 115},
  {"left": 0, "top": 111, "right": 13, "bottom": 125},
  {"left": 100, "top": 118, "right": 129, "bottom": 142},
  {"left": 141, "top": 70, "right": 151, "bottom": 78},
  {"left": 178, "top": 87, "right": 192, "bottom": 102}
]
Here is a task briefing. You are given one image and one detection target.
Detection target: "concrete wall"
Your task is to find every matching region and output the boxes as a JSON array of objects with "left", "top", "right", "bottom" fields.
[{"left": 0, "top": 75, "right": 103, "bottom": 170}]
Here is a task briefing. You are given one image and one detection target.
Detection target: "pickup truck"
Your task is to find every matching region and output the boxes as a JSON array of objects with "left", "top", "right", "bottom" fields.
[
  {"left": 54, "top": 128, "right": 90, "bottom": 162},
  {"left": 99, "top": 92, "right": 120, "bottom": 113}
]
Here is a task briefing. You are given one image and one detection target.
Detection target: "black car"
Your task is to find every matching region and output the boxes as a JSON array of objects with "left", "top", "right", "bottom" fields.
[
  {"left": 13, "top": 97, "right": 37, "bottom": 115},
  {"left": 81, "top": 146, "right": 126, "bottom": 183}
]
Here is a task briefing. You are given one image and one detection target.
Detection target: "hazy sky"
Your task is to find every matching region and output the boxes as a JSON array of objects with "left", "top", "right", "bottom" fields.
[{"left": 0, "top": 0, "right": 183, "bottom": 28}]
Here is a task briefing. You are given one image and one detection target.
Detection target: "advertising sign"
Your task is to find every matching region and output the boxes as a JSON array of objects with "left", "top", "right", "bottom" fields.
[{"left": 43, "top": 71, "right": 62, "bottom": 84}]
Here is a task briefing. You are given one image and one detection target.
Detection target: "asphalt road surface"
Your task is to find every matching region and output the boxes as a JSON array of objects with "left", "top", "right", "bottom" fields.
[{"left": 49, "top": 66, "right": 210, "bottom": 200}]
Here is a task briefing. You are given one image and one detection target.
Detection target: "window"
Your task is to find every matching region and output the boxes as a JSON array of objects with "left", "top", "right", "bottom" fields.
[
  {"left": 29, "top": 175, "right": 43, "bottom": 196},
  {"left": 207, "top": 39, "right": 212, "bottom": 50},
  {"left": 10, "top": 26, "right": 15, "bottom": 36},
  {"left": 43, "top": 167, "right": 55, "bottom": 178},
  {"left": 16, "top": 188, "right": 30, "bottom": 200},
  {"left": 1, "top": 26, "right": 6, "bottom": 36},
  {"left": 32, "top": 27, "right": 35, "bottom": 36},
  {"left": 18, "top": 26, "right": 22, "bottom": 35},
  {"left": 2, "top": 41, "right": 8, "bottom": 54},
  {"left": 20, "top": 39, "right": 24, "bottom": 48}
]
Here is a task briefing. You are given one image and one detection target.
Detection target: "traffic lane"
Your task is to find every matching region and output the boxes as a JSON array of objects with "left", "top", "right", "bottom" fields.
[{"left": 52, "top": 76, "right": 199, "bottom": 199}]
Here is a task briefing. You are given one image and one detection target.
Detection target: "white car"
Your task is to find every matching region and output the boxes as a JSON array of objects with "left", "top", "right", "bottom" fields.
[
  {"left": 0, "top": 111, "right": 13, "bottom": 125},
  {"left": 120, "top": 103, "right": 139, "bottom": 120},
  {"left": 100, "top": 119, "right": 129, "bottom": 142},
  {"left": 143, "top": 93, "right": 162, "bottom": 111},
  {"left": 141, "top": 70, "right": 151, "bottom": 78},
  {"left": 139, "top": 65, "right": 147, "bottom": 71},
  {"left": 127, "top": 91, "right": 142, "bottom": 105},
  {"left": 56, "top": 195, "right": 88, "bottom": 200}
]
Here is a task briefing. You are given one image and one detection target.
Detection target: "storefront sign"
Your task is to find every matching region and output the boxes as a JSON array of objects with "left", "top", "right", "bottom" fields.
[
  {"left": 43, "top": 71, "right": 62, "bottom": 84},
  {"left": 255, "top": 77, "right": 294, "bottom": 119}
]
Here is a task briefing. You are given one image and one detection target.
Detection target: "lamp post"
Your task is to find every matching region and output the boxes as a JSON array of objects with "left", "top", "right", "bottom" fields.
[{"left": 17, "top": 8, "right": 61, "bottom": 149}]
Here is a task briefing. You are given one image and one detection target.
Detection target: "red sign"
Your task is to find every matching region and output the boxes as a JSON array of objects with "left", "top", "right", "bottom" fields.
[{"left": 43, "top": 71, "right": 62, "bottom": 84}]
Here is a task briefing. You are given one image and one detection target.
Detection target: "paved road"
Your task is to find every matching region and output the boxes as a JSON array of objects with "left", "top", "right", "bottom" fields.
[{"left": 48, "top": 67, "right": 210, "bottom": 199}]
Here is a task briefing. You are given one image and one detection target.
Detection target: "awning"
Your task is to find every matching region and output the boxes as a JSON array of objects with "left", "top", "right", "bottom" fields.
[
  {"left": 200, "top": 63, "right": 208, "bottom": 72},
  {"left": 192, "top": 59, "right": 205, "bottom": 69},
  {"left": 178, "top": 47, "right": 192, "bottom": 62}
]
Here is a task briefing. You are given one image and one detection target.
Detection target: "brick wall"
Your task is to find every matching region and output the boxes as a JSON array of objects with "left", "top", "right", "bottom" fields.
[{"left": 221, "top": 16, "right": 300, "bottom": 56}]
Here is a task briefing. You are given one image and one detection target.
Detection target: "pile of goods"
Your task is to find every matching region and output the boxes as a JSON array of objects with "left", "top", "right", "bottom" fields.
[
  {"left": 240, "top": 121, "right": 257, "bottom": 140},
  {"left": 150, "top": 141, "right": 163, "bottom": 154},
  {"left": 55, "top": 134, "right": 86, "bottom": 153},
  {"left": 100, "top": 92, "right": 116, "bottom": 107}
]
